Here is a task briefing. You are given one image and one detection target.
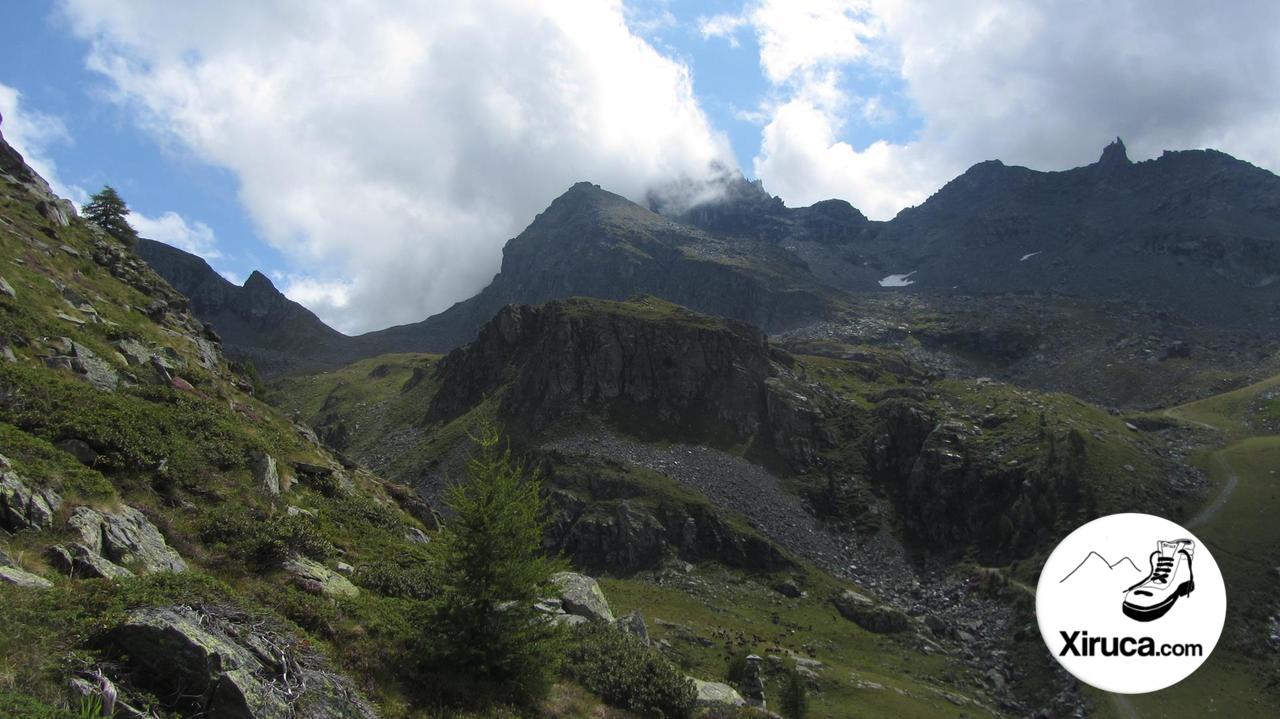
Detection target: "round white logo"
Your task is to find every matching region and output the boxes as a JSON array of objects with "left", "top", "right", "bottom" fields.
[{"left": 1036, "top": 513, "right": 1226, "bottom": 694}]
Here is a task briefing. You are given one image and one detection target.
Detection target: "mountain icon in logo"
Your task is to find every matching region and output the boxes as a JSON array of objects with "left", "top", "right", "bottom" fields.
[{"left": 1058, "top": 551, "right": 1144, "bottom": 585}]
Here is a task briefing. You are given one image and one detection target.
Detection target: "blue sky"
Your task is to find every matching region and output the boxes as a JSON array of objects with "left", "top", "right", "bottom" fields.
[{"left": 2, "top": 1, "right": 1278, "bottom": 333}]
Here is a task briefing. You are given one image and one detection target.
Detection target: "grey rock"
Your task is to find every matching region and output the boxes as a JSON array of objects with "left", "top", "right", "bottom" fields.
[
  {"left": 250, "top": 452, "right": 280, "bottom": 496},
  {"left": 773, "top": 579, "right": 804, "bottom": 598},
  {"left": 0, "top": 564, "right": 53, "bottom": 588},
  {"left": 287, "top": 505, "right": 316, "bottom": 519},
  {"left": 47, "top": 543, "right": 135, "bottom": 580},
  {"left": 65, "top": 341, "right": 119, "bottom": 392},
  {"left": 59, "top": 244, "right": 81, "bottom": 258},
  {"left": 832, "top": 589, "right": 911, "bottom": 634},
  {"left": 55, "top": 438, "right": 98, "bottom": 466},
  {"left": 282, "top": 555, "right": 359, "bottom": 598},
  {"left": 614, "top": 609, "right": 649, "bottom": 644},
  {"left": 553, "top": 614, "right": 589, "bottom": 628},
  {"left": 404, "top": 527, "right": 430, "bottom": 544},
  {"left": 0, "top": 276, "right": 14, "bottom": 298},
  {"left": 335, "top": 561, "right": 354, "bottom": 575},
  {"left": 691, "top": 678, "right": 745, "bottom": 708},
  {"left": 113, "top": 338, "right": 150, "bottom": 367},
  {"left": 36, "top": 199, "right": 74, "bottom": 226},
  {"left": 68, "top": 505, "right": 188, "bottom": 573},
  {"left": 0, "top": 466, "right": 62, "bottom": 532},
  {"left": 112, "top": 605, "right": 378, "bottom": 719},
  {"left": 551, "top": 571, "right": 614, "bottom": 623},
  {"left": 193, "top": 337, "right": 220, "bottom": 369}
]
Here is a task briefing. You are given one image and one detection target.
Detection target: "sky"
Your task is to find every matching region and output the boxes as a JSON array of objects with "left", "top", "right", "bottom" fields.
[{"left": 2, "top": 1, "right": 1279, "bottom": 334}]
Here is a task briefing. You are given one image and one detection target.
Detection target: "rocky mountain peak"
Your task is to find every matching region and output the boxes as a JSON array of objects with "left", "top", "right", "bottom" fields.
[
  {"left": 242, "top": 269, "right": 279, "bottom": 294},
  {"left": 1098, "top": 136, "right": 1130, "bottom": 166}
]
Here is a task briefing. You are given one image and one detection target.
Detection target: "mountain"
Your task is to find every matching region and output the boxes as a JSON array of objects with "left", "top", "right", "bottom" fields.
[
  {"left": 675, "top": 139, "right": 1280, "bottom": 328},
  {"left": 136, "top": 239, "right": 358, "bottom": 374},
  {"left": 360, "top": 181, "right": 841, "bottom": 353}
]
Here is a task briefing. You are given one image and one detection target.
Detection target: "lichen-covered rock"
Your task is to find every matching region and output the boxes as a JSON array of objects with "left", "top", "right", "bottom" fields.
[
  {"left": 0, "top": 564, "right": 53, "bottom": 588},
  {"left": 282, "top": 555, "right": 359, "bottom": 598},
  {"left": 46, "top": 543, "right": 135, "bottom": 580},
  {"left": 0, "top": 461, "right": 62, "bottom": 532},
  {"left": 691, "top": 678, "right": 745, "bottom": 708},
  {"left": 551, "top": 571, "right": 614, "bottom": 623},
  {"left": 112, "top": 605, "right": 378, "bottom": 719},
  {"left": 67, "top": 506, "right": 187, "bottom": 573},
  {"left": 250, "top": 451, "right": 280, "bottom": 496},
  {"left": 615, "top": 609, "right": 649, "bottom": 645},
  {"left": 832, "top": 589, "right": 911, "bottom": 634}
]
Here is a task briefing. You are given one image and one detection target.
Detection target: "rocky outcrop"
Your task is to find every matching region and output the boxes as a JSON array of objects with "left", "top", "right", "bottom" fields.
[
  {"left": 0, "top": 458, "right": 62, "bottom": 532},
  {"left": 46, "top": 542, "right": 135, "bottom": 580},
  {"left": 832, "top": 589, "right": 911, "bottom": 634},
  {"left": 67, "top": 506, "right": 188, "bottom": 573},
  {"left": 691, "top": 678, "right": 746, "bottom": 709},
  {"left": 282, "top": 555, "right": 359, "bottom": 598},
  {"left": 111, "top": 605, "right": 378, "bottom": 719},
  {"left": 551, "top": 572, "right": 614, "bottom": 624},
  {"left": 0, "top": 549, "right": 52, "bottom": 588},
  {"left": 430, "top": 297, "right": 834, "bottom": 469},
  {"left": 251, "top": 451, "right": 281, "bottom": 496}
]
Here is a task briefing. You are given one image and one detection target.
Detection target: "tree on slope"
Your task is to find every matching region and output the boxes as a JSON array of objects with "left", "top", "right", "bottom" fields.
[
  {"left": 422, "top": 418, "right": 564, "bottom": 710},
  {"left": 83, "top": 186, "right": 139, "bottom": 247}
]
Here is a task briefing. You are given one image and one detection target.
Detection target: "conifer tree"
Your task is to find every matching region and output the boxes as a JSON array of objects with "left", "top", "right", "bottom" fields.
[
  {"left": 83, "top": 186, "right": 139, "bottom": 246},
  {"left": 781, "top": 663, "right": 808, "bottom": 719},
  {"left": 423, "top": 418, "right": 564, "bottom": 709}
]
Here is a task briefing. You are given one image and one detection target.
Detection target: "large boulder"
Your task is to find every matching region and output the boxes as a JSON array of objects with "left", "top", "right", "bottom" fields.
[
  {"left": 47, "top": 543, "right": 135, "bottom": 580},
  {"left": 68, "top": 506, "right": 188, "bottom": 573},
  {"left": 0, "top": 461, "right": 62, "bottom": 532},
  {"left": 250, "top": 451, "right": 280, "bottom": 496},
  {"left": 551, "top": 571, "right": 614, "bottom": 623},
  {"left": 112, "top": 605, "right": 378, "bottom": 719},
  {"left": 691, "top": 678, "right": 746, "bottom": 708},
  {"left": 832, "top": 589, "right": 911, "bottom": 634},
  {"left": 282, "top": 555, "right": 359, "bottom": 598}
]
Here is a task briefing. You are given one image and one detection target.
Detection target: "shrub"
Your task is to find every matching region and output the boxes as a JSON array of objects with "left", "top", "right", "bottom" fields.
[
  {"left": 563, "top": 622, "right": 696, "bottom": 719},
  {"left": 779, "top": 664, "right": 808, "bottom": 719},
  {"left": 356, "top": 559, "right": 441, "bottom": 600},
  {"left": 199, "top": 505, "right": 334, "bottom": 566}
]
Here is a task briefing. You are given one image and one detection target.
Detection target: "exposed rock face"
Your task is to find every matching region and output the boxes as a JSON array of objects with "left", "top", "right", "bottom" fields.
[
  {"left": 430, "top": 297, "right": 833, "bottom": 470},
  {"left": 250, "top": 451, "right": 280, "bottom": 496},
  {"left": 282, "top": 555, "right": 359, "bottom": 598},
  {"left": 111, "top": 605, "right": 379, "bottom": 719},
  {"left": 0, "top": 461, "right": 62, "bottom": 532},
  {"left": 691, "top": 678, "right": 746, "bottom": 708},
  {"left": 551, "top": 571, "right": 615, "bottom": 623},
  {"left": 67, "top": 506, "right": 188, "bottom": 573},
  {"left": 47, "top": 542, "right": 135, "bottom": 580},
  {"left": 832, "top": 589, "right": 911, "bottom": 634},
  {"left": 0, "top": 564, "right": 53, "bottom": 588},
  {"left": 615, "top": 610, "right": 649, "bottom": 645}
]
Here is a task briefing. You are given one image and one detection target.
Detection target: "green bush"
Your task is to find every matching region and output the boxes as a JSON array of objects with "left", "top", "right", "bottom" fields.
[
  {"left": 780, "top": 664, "right": 808, "bottom": 719},
  {"left": 356, "top": 559, "right": 440, "bottom": 600},
  {"left": 563, "top": 622, "right": 696, "bottom": 719},
  {"left": 199, "top": 505, "right": 334, "bottom": 565},
  {"left": 0, "top": 689, "right": 78, "bottom": 719},
  {"left": 0, "top": 423, "right": 113, "bottom": 499}
]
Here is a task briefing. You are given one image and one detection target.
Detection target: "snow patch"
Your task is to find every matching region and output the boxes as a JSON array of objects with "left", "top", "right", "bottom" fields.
[
  {"left": 878, "top": 271, "right": 916, "bottom": 287},
  {"left": 1020, "top": 251, "right": 1041, "bottom": 262}
]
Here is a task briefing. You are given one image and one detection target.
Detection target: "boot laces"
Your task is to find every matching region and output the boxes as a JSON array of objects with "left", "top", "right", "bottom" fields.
[{"left": 1150, "top": 556, "right": 1174, "bottom": 584}]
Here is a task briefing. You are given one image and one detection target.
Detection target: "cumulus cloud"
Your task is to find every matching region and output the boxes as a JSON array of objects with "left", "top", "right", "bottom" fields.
[
  {"left": 730, "top": 0, "right": 1280, "bottom": 218},
  {"left": 0, "top": 82, "right": 87, "bottom": 205},
  {"left": 62, "top": 0, "right": 734, "bottom": 334},
  {"left": 129, "top": 209, "right": 221, "bottom": 260}
]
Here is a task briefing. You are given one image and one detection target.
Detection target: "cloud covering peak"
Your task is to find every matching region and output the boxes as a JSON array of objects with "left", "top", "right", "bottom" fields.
[{"left": 64, "top": 0, "right": 733, "bottom": 333}]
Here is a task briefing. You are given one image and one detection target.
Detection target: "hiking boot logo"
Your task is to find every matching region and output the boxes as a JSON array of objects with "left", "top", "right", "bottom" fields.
[{"left": 1121, "top": 539, "right": 1195, "bottom": 622}]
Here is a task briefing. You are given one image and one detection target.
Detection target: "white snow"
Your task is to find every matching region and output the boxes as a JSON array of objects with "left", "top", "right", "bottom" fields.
[
  {"left": 878, "top": 271, "right": 917, "bottom": 287},
  {"left": 1020, "top": 251, "right": 1041, "bottom": 262}
]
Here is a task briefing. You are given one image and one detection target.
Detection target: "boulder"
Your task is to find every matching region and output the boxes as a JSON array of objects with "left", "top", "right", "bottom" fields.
[
  {"left": 282, "top": 555, "right": 359, "bottom": 598},
  {"left": 832, "top": 590, "right": 911, "bottom": 634},
  {"left": 47, "top": 543, "right": 135, "bottom": 580},
  {"left": 111, "top": 605, "right": 378, "bottom": 719},
  {"left": 691, "top": 678, "right": 746, "bottom": 708},
  {"left": 551, "top": 572, "right": 614, "bottom": 623},
  {"left": 0, "top": 564, "right": 53, "bottom": 588},
  {"left": 68, "top": 506, "right": 188, "bottom": 573},
  {"left": 113, "top": 339, "right": 150, "bottom": 367},
  {"left": 0, "top": 465, "right": 62, "bottom": 532},
  {"left": 250, "top": 452, "right": 281, "bottom": 496},
  {"left": 614, "top": 609, "right": 649, "bottom": 644},
  {"left": 67, "top": 341, "right": 119, "bottom": 392},
  {"left": 0, "top": 276, "right": 14, "bottom": 298},
  {"left": 55, "top": 438, "right": 98, "bottom": 466}
]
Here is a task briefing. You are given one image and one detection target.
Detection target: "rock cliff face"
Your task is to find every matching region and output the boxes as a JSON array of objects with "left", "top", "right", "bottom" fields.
[{"left": 429, "top": 296, "right": 832, "bottom": 467}]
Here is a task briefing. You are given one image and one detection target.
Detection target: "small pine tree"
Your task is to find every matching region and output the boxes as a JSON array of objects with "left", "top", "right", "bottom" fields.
[
  {"left": 780, "top": 663, "right": 808, "bottom": 719},
  {"left": 421, "top": 418, "right": 564, "bottom": 709},
  {"left": 83, "top": 186, "right": 139, "bottom": 246}
]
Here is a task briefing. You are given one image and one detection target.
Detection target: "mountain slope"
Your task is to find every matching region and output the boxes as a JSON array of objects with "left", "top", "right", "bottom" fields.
[{"left": 136, "top": 238, "right": 358, "bottom": 374}]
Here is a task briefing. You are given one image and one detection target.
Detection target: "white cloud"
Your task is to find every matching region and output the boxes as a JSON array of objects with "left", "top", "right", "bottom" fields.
[
  {"left": 275, "top": 274, "right": 355, "bottom": 316},
  {"left": 734, "top": 0, "right": 1280, "bottom": 219},
  {"left": 128, "top": 209, "right": 221, "bottom": 260},
  {"left": 62, "top": 0, "right": 734, "bottom": 334},
  {"left": 0, "top": 83, "right": 88, "bottom": 205},
  {"left": 699, "top": 13, "right": 749, "bottom": 47}
]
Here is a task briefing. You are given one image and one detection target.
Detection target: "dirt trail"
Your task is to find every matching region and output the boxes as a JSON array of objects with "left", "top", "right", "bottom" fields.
[{"left": 1187, "top": 454, "right": 1239, "bottom": 529}]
